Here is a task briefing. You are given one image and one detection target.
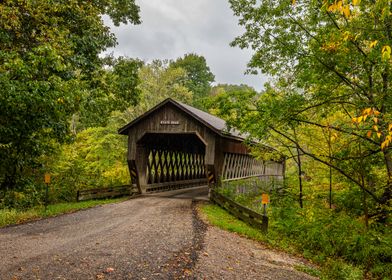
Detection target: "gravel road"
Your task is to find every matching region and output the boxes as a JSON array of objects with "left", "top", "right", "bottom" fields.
[{"left": 0, "top": 186, "right": 316, "bottom": 280}]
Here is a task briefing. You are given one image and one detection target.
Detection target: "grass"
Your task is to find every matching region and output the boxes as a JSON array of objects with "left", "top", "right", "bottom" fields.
[
  {"left": 294, "top": 264, "right": 322, "bottom": 278},
  {"left": 0, "top": 197, "right": 128, "bottom": 228},
  {"left": 199, "top": 203, "right": 300, "bottom": 253}
]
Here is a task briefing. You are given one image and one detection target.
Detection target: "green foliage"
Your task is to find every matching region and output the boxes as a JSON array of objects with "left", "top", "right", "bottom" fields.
[
  {"left": 51, "top": 115, "right": 129, "bottom": 201},
  {"left": 1, "top": 180, "right": 46, "bottom": 209},
  {"left": 228, "top": 0, "right": 392, "bottom": 218},
  {"left": 294, "top": 265, "right": 321, "bottom": 278},
  {"left": 170, "top": 53, "right": 214, "bottom": 109},
  {"left": 0, "top": 0, "right": 141, "bottom": 191},
  {"left": 75, "top": 57, "right": 142, "bottom": 130},
  {"left": 321, "top": 260, "right": 364, "bottom": 280},
  {"left": 120, "top": 60, "right": 194, "bottom": 121}
]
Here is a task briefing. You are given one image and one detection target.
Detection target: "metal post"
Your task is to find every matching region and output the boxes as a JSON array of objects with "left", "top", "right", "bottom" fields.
[
  {"left": 261, "top": 195, "right": 269, "bottom": 233},
  {"left": 262, "top": 215, "right": 269, "bottom": 233},
  {"left": 45, "top": 183, "right": 49, "bottom": 212}
]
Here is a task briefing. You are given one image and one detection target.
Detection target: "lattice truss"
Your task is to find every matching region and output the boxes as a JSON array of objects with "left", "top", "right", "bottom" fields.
[
  {"left": 222, "top": 153, "right": 283, "bottom": 180},
  {"left": 146, "top": 148, "right": 206, "bottom": 184}
]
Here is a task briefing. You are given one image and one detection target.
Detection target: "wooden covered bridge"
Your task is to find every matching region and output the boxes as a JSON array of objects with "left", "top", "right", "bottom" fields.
[{"left": 118, "top": 98, "right": 284, "bottom": 194}]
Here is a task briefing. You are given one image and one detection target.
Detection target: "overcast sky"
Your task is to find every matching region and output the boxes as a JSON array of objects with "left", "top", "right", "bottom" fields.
[{"left": 103, "top": 0, "right": 268, "bottom": 91}]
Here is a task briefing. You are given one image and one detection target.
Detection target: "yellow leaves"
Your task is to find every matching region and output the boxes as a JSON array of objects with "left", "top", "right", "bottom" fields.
[
  {"left": 353, "top": 108, "right": 392, "bottom": 150},
  {"left": 369, "top": 40, "right": 378, "bottom": 49},
  {"left": 342, "top": 5, "right": 350, "bottom": 17},
  {"left": 382, "top": 135, "right": 392, "bottom": 150},
  {"left": 330, "top": 132, "right": 338, "bottom": 142},
  {"left": 327, "top": 1, "right": 351, "bottom": 18},
  {"left": 342, "top": 31, "right": 351, "bottom": 42},
  {"left": 321, "top": 42, "right": 340, "bottom": 52},
  {"left": 354, "top": 108, "right": 380, "bottom": 124},
  {"left": 352, "top": 0, "right": 361, "bottom": 6},
  {"left": 362, "top": 108, "right": 372, "bottom": 115},
  {"left": 382, "top": 45, "right": 391, "bottom": 61}
]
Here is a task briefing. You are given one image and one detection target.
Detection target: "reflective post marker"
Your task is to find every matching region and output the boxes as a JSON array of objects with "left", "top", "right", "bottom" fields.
[
  {"left": 44, "top": 173, "right": 50, "bottom": 212},
  {"left": 261, "top": 193, "right": 270, "bottom": 233}
]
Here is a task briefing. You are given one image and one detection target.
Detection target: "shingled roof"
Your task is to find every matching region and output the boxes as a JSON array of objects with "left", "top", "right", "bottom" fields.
[{"left": 118, "top": 98, "right": 246, "bottom": 141}]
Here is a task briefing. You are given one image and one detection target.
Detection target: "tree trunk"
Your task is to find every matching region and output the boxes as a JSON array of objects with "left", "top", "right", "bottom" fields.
[
  {"left": 382, "top": 149, "right": 392, "bottom": 204},
  {"left": 296, "top": 145, "right": 303, "bottom": 208}
]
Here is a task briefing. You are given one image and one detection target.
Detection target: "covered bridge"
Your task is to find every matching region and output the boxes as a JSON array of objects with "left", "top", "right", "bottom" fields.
[{"left": 118, "top": 98, "right": 284, "bottom": 193}]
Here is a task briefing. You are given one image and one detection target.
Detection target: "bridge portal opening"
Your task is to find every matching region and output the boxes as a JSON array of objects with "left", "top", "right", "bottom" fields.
[{"left": 137, "top": 133, "right": 207, "bottom": 192}]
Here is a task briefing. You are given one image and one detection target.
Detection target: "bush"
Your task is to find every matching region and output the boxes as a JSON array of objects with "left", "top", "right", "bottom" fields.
[{"left": 0, "top": 180, "right": 46, "bottom": 209}]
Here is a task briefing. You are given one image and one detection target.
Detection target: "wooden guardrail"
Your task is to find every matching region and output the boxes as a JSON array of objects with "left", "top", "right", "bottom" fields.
[
  {"left": 210, "top": 189, "right": 268, "bottom": 232},
  {"left": 146, "top": 178, "right": 208, "bottom": 193},
  {"left": 77, "top": 185, "right": 139, "bottom": 202}
]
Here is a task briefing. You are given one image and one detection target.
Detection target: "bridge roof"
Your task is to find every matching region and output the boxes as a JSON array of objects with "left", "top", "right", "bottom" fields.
[{"left": 118, "top": 98, "right": 246, "bottom": 141}]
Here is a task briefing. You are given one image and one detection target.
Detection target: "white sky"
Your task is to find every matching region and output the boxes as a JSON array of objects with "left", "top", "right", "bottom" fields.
[{"left": 103, "top": 0, "right": 268, "bottom": 91}]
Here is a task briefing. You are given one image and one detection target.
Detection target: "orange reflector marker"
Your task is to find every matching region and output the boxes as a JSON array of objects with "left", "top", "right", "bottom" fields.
[
  {"left": 44, "top": 173, "right": 51, "bottom": 184},
  {"left": 261, "top": 193, "right": 270, "bottom": 205}
]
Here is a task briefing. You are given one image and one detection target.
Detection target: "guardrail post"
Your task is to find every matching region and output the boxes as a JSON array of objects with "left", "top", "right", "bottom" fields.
[{"left": 262, "top": 215, "right": 268, "bottom": 233}]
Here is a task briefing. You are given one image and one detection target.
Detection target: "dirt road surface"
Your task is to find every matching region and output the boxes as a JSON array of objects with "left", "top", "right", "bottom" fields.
[{"left": 0, "top": 186, "right": 316, "bottom": 279}]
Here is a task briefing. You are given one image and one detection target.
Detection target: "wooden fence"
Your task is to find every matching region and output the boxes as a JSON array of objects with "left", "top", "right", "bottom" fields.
[
  {"left": 77, "top": 185, "right": 139, "bottom": 202},
  {"left": 210, "top": 189, "right": 268, "bottom": 232}
]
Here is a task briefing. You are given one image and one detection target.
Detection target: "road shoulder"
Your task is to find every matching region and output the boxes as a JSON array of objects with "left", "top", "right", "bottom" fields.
[{"left": 193, "top": 202, "right": 318, "bottom": 279}]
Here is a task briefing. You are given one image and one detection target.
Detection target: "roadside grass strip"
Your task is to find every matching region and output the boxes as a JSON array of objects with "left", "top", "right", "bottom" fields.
[{"left": 0, "top": 197, "right": 127, "bottom": 228}]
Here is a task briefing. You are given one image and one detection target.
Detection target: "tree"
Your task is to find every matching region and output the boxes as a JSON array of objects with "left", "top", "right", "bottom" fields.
[
  {"left": 73, "top": 57, "right": 142, "bottom": 132},
  {"left": 121, "top": 60, "right": 193, "bottom": 120},
  {"left": 169, "top": 53, "right": 215, "bottom": 109},
  {"left": 228, "top": 0, "right": 392, "bottom": 219},
  {"left": 0, "top": 0, "right": 140, "bottom": 190}
]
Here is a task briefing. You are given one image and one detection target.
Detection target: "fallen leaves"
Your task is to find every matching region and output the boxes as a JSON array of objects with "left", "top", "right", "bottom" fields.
[{"left": 105, "top": 267, "right": 114, "bottom": 273}]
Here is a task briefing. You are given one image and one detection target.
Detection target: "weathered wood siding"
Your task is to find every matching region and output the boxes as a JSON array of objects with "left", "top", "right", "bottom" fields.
[
  {"left": 127, "top": 102, "right": 216, "bottom": 164},
  {"left": 122, "top": 100, "right": 285, "bottom": 193}
]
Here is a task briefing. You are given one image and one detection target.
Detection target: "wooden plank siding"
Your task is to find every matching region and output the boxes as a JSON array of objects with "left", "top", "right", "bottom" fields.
[
  {"left": 118, "top": 99, "right": 285, "bottom": 194},
  {"left": 126, "top": 102, "right": 216, "bottom": 164}
]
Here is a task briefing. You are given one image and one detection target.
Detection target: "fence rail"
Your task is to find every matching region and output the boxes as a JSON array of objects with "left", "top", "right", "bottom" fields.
[
  {"left": 210, "top": 189, "right": 268, "bottom": 232},
  {"left": 77, "top": 185, "right": 139, "bottom": 202},
  {"left": 146, "top": 178, "right": 207, "bottom": 193}
]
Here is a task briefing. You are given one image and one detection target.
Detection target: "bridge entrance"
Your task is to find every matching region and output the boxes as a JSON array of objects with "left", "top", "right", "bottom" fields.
[
  {"left": 138, "top": 132, "right": 207, "bottom": 192},
  {"left": 118, "top": 99, "right": 284, "bottom": 194}
]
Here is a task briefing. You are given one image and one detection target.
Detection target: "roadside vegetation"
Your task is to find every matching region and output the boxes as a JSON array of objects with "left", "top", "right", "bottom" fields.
[
  {"left": 201, "top": 192, "right": 391, "bottom": 280},
  {"left": 203, "top": 165, "right": 392, "bottom": 280},
  {"left": 0, "top": 198, "right": 127, "bottom": 228}
]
